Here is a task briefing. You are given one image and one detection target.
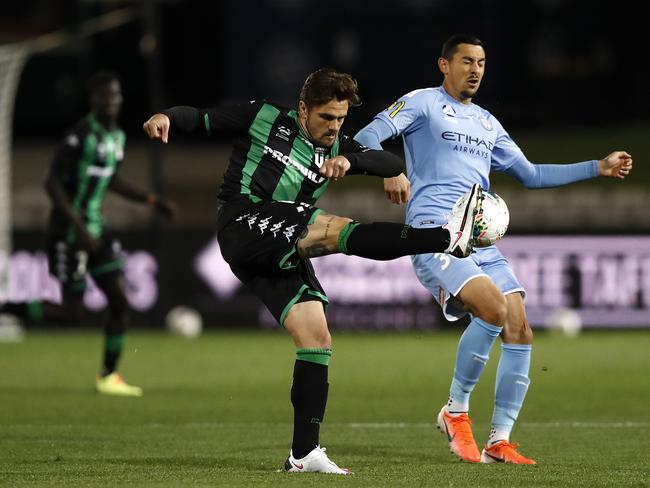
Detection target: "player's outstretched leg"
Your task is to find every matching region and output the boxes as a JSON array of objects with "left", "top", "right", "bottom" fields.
[{"left": 338, "top": 184, "right": 483, "bottom": 260}]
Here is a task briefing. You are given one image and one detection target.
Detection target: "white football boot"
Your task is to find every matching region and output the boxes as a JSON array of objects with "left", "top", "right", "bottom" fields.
[
  {"left": 284, "top": 446, "right": 352, "bottom": 475},
  {"left": 443, "top": 183, "right": 484, "bottom": 258}
]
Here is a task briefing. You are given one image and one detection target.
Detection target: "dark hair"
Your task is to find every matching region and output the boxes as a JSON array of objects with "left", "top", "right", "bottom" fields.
[
  {"left": 441, "top": 33, "right": 484, "bottom": 60},
  {"left": 299, "top": 68, "right": 361, "bottom": 107},
  {"left": 87, "top": 70, "right": 120, "bottom": 95}
]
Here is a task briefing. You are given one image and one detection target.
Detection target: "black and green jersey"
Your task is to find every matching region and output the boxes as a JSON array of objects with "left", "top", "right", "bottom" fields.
[
  {"left": 48, "top": 114, "right": 125, "bottom": 242},
  {"left": 191, "top": 100, "right": 367, "bottom": 205}
]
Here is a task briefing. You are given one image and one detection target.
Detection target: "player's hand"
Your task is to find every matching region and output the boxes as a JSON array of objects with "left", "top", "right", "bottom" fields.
[
  {"left": 143, "top": 113, "right": 171, "bottom": 143},
  {"left": 599, "top": 151, "right": 632, "bottom": 179},
  {"left": 384, "top": 173, "right": 410, "bottom": 204},
  {"left": 153, "top": 197, "right": 178, "bottom": 221},
  {"left": 319, "top": 156, "right": 351, "bottom": 181}
]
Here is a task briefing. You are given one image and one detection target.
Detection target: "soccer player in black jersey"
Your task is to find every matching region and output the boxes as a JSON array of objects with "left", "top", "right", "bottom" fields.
[
  {"left": 143, "top": 68, "right": 482, "bottom": 473},
  {"left": 1, "top": 71, "right": 176, "bottom": 397}
]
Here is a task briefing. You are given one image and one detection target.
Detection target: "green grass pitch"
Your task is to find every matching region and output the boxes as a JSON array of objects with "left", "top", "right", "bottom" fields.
[{"left": 1, "top": 329, "right": 648, "bottom": 486}]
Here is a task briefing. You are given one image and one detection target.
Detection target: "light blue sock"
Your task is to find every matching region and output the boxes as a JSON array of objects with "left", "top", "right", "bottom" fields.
[
  {"left": 448, "top": 317, "right": 502, "bottom": 412},
  {"left": 491, "top": 343, "right": 532, "bottom": 443}
]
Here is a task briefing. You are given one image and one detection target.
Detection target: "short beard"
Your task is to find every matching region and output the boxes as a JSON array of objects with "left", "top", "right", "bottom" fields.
[{"left": 460, "top": 88, "right": 477, "bottom": 101}]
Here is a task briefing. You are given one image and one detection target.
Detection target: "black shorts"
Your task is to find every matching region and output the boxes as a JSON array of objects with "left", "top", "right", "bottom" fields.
[
  {"left": 217, "top": 198, "right": 328, "bottom": 325},
  {"left": 47, "top": 235, "right": 124, "bottom": 294}
]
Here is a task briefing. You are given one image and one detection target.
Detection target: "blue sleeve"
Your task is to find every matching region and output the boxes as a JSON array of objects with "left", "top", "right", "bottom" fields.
[
  {"left": 490, "top": 117, "right": 599, "bottom": 188},
  {"left": 354, "top": 118, "right": 394, "bottom": 150},
  {"left": 374, "top": 89, "right": 430, "bottom": 136},
  {"left": 505, "top": 156, "right": 599, "bottom": 188}
]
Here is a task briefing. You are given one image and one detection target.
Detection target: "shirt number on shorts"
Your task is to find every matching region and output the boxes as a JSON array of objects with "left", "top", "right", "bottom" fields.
[{"left": 433, "top": 253, "right": 451, "bottom": 271}]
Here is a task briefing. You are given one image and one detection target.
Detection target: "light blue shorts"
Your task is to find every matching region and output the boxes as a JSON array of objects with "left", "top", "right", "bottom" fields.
[{"left": 411, "top": 245, "right": 525, "bottom": 321}]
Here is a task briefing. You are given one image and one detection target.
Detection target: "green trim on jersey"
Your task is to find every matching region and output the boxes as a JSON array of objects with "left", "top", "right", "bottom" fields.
[
  {"left": 65, "top": 114, "right": 125, "bottom": 241},
  {"left": 271, "top": 134, "right": 314, "bottom": 201},
  {"left": 67, "top": 131, "right": 98, "bottom": 242},
  {"left": 86, "top": 124, "right": 124, "bottom": 237},
  {"left": 240, "top": 104, "right": 280, "bottom": 198}
]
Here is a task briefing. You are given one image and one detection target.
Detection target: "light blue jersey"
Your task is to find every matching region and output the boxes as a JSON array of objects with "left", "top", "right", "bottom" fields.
[
  {"left": 361, "top": 85, "right": 598, "bottom": 228},
  {"left": 375, "top": 86, "right": 522, "bottom": 226},
  {"left": 356, "top": 85, "right": 598, "bottom": 319}
]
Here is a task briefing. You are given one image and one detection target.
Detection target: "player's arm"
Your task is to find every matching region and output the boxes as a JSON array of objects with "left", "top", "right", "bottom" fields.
[
  {"left": 356, "top": 117, "right": 410, "bottom": 204},
  {"left": 108, "top": 174, "right": 177, "bottom": 220},
  {"left": 319, "top": 135, "right": 403, "bottom": 180},
  {"left": 143, "top": 101, "right": 262, "bottom": 143},
  {"left": 44, "top": 143, "right": 100, "bottom": 251},
  {"left": 492, "top": 121, "right": 633, "bottom": 187},
  {"left": 502, "top": 152, "right": 633, "bottom": 188}
]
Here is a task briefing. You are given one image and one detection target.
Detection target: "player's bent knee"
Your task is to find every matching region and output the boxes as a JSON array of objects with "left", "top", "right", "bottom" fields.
[
  {"left": 473, "top": 295, "right": 508, "bottom": 327},
  {"left": 502, "top": 322, "right": 533, "bottom": 344},
  {"left": 324, "top": 215, "right": 354, "bottom": 248},
  {"left": 299, "top": 214, "right": 354, "bottom": 257}
]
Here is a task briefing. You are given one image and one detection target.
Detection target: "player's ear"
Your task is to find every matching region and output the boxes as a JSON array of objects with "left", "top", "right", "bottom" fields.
[
  {"left": 298, "top": 100, "right": 308, "bottom": 118},
  {"left": 438, "top": 57, "right": 448, "bottom": 75}
]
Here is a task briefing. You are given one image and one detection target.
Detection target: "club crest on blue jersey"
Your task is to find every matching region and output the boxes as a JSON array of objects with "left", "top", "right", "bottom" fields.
[
  {"left": 442, "top": 104, "right": 457, "bottom": 118},
  {"left": 480, "top": 117, "right": 493, "bottom": 131}
]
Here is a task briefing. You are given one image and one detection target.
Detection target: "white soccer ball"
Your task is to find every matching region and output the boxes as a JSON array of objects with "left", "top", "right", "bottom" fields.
[
  {"left": 545, "top": 308, "right": 582, "bottom": 338},
  {"left": 165, "top": 306, "right": 203, "bottom": 339},
  {"left": 473, "top": 191, "right": 509, "bottom": 247}
]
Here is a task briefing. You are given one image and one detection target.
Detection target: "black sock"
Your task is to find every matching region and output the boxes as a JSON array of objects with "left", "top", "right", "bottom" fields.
[
  {"left": 291, "top": 360, "right": 329, "bottom": 459},
  {"left": 101, "top": 334, "right": 126, "bottom": 376},
  {"left": 340, "top": 222, "right": 451, "bottom": 260}
]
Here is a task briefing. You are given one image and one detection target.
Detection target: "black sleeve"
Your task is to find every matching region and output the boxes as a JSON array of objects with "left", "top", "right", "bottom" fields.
[
  {"left": 339, "top": 134, "right": 404, "bottom": 177},
  {"left": 163, "top": 100, "right": 264, "bottom": 136}
]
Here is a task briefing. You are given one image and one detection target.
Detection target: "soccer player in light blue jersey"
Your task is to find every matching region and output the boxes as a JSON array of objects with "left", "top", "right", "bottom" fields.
[{"left": 355, "top": 33, "right": 633, "bottom": 464}]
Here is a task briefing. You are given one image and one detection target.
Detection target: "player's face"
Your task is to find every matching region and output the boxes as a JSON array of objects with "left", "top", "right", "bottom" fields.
[
  {"left": 299, "top": 99, "right": 349, "bottom": 147},
  {"left": 92, "top": 80, "right": 123, "bottom": 120},
  {"left": 439, "top": 43, "right": 486, "bottom": 103}
]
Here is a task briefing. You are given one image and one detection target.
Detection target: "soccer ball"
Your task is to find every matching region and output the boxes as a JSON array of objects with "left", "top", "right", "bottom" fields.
[
  {"left": 545, "top": 308, "right": 582, "bottom": 338},
  {"left": 165, "top": 306, "right": 203, "bottom": 339},
  {"left": 473, "top": 191, "right": 509, "bottom": 247}
]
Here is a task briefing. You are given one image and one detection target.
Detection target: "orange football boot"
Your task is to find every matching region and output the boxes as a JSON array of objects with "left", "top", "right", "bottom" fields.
[
  {"left": 480, "top": 440, "right": 536, "bottom": 465},
  {"left": 436, "top": 406, "right": 480, "bottom": 463}
]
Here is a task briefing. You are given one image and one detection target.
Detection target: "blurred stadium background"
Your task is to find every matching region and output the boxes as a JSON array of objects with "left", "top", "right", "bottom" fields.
[
  {"left": 1, "top": 1, "right": 649, "bottom": 486},
  {"left": 2, "top": 0, "right": 648, "bottom": 330}
]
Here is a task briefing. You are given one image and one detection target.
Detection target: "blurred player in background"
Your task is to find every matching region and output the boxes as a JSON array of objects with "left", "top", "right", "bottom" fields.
[
  {"left": 143, "top": 67, "right": 483, "bottom": 474},
  {"left": 355, "top": 33, "right": 632, "bottom": 464},
  {"left": 1, "top": 71, "right": 176, "bottom": 397}
]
